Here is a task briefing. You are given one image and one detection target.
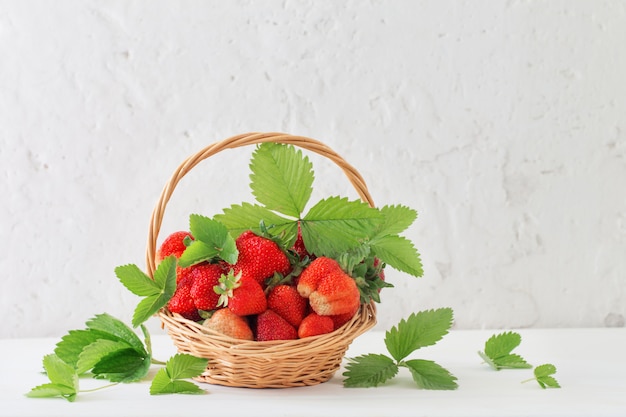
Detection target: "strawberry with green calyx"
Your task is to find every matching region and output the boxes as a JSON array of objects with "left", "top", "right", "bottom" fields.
[
  {"left": 190, "top": 262, "right": 228, "bottom": 311},
  {"left": 267, "top": 284, "right": 308, "bottom": 328},
  {"left": 298, "top": 312, "right": 334, "bottom": 338},
  {"left": 255, "top": 310, "right": 298, "bottom": 341},
  {"left": 232, "top": 230, "right": 291, "bottom": 286},
  {"left": 214, "top": 269, "right": 267, "bottom": 316},
  {"left": 203, "top": 308, "right": 254, "bottom": 341},
  {"left": 168, "top": 275, "right": 201, "bottom": 321},
  {"left": 297, "top": 257, "right": 361, "bottom": 316}
]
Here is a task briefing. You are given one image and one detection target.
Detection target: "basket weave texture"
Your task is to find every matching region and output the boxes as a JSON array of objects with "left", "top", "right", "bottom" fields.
[{"left": 147, "top": 132, "right": 377, "bottom": 388}]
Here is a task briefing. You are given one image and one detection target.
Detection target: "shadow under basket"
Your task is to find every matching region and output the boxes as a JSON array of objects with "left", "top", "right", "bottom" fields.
[{"left": 147, "top": 132, "right": 378, "bottom": 388}]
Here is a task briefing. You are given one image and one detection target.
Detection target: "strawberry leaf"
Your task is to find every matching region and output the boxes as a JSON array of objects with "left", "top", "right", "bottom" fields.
[
  {"left": 91, "top": 348, "right": 151, "bottom": 383},
  {"left": 249, "top": 142, "right": 314, "bottom": 218},
  {"left": 385, "top": 308, "right": 454, "bottom": 362},
  {"left": 301, "top": 197, "right": 383, "bottom": 257},
  {"left": 26, "top": 355, "right": 78, "bottom": 402},
  {"left": 75, "top": 339, "right": 131, "bottom": 375},
  {"left": 178, "top": 215, "right": 238, "bottom": 266},
  {"left": 478, "top": 331, "right": 532, "bottom": 370},
  {"left": 370, "top": 234, "right": 423, "bottom": 277},
  {"left": 149, "top": 354, "right": 208, "bottom": 395},
  {"left": 55, "top": 329, "right": 119, "bottom": 369},
  {"left": 403, "top": 359, "right": 458, "bottom": 390},
  {"left": 215, "top": 202, "right": 297, "bottom": 241},
  {"left": 115, "top": 264, "right": 161, "bottom": 296},
  {"left": 343, "top": 354, "right": 399, "bottom": 388},
  {"left": 377, "top": 205, "right": 418, "bottom": 235},
  {"left": 86, "top": 313, "right": 148, "bottom": 357}
]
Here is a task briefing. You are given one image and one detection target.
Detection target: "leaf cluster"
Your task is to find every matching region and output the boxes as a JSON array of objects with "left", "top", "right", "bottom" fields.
[
  {"left": 343, "top": 308, "right": 458, "bottom": 390},
  {"left": 26, "top": 313, "right": 208, "bottom": 401},
  {"left": 479, "top": 331, "right": 561, "bottom": 389},
  {"left": 214, "top": 143, "right": 424, "bottom": 282}
]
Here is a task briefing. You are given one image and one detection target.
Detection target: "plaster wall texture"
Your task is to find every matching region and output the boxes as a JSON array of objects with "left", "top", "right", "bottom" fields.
[{"left": 1, "top": 0, "right": 625, "bottom": 338}]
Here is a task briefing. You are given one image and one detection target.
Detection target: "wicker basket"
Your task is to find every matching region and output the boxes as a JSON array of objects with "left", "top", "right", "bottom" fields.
[{"left": 146, "top": 132, "right": 377, "bottom": 388}]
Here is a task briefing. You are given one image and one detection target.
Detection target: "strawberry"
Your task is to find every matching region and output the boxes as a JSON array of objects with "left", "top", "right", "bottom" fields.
[
  {"left": 167, "top": 275, "right": 201, "bottom": 321},
  {"left": 298, "top": 312, "right": 334, "bottom": 338},
  {"left": 155, "top": 230, "right": 194, "bottom": 283},
  {"left": 156, "top": 230, "right": 193, "bottom": 263},
  {"left": 329, "top": 309, "right": 359, "bottom": 330},
  {"left": 233, "top": 230, "right": 291, "bottom": 286},
  {"left": 203, "top": 308, "right": 253, "bottom": 340},
  {"left": 296, "top": 257, "right": 341, "bottom": 298},
  {"left": 190, "top": 262, "right": 227, "bottom": 311},
  {"left": 297, "top": 257, "right": 361, "bottom": 316},
  {"left": 215, "top": 269, "right": 267, "bottom": 316},
  {"left": 267, "top": 284, "right": 308, "bottom": 327},
  {"left": 255, "top": 310, "right": 298, "bottom": 341}
]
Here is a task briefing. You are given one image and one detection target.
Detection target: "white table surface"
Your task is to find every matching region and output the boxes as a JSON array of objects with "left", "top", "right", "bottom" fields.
[{"left": 2, "top": 327, "right": 625, "bottom": 417}]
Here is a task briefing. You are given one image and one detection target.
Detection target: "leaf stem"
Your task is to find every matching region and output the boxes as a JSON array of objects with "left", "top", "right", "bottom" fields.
[
  {"left": 151, "top": 358, "right": 167, "bottom": 366},
  {"left": 80, "top": 382, "right": 119, "bottom": 393}
]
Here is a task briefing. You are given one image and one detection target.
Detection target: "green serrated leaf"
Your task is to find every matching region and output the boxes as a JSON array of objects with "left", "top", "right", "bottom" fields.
[
  {"left": 216, "top": 202, "right": 296, "bottom": 238},
  {"left": 495, "top": 354, "right": 532, "bottom": 369},
  {"left": 385, "top": 308, "right": 454, "bottom": 362},
  {"left": 301, "top": 197, "right": 383, "bottom": 257},
  {"left": 403, "top": 359, "right": 458, "bottom": 390},
  {"left": 370, "top": 234, "right": 423, "bottom": 277},
  {"left": 55, "top": 329, "right": 118, "bottom": 368},
  {"left": 26, "top": 383, "right": 77, "bottom": 402},
  {"left": 132, "top": 294, "right": 170, "bottom": 328},
  {"left": 149, "top": 354, "right": 208, "bottom": 395},
  {"left": 534, "top": 364, "right": 561, "bottom": 389},
  {"left": 249, "top": 142, "right": 314, "bottom": 218},
  {"left": 480, "top": 331, "right": 531, "bottom": 370},
  {"left": 165, "top": 354, "right": 209, "bottom": 380},
  {"left": 91, "top": 348, "right": 151, "bottom": 383},
  {"left": 27, "top": 355, "right": 79, "bottom": 401},
  {"left": 377, "top": 205, "right": 418, "bottom": 235},
  {"left": 76, "top": 339, "right": 130, "bottom": 374},
  {"left": 42, "top": 354, "right": 78, "bottom": 390},
  {"left": 178, "top": 215, "right": 238, "bottom": 266},
  {"left": 115, "top": 264, "right": 160, "bottom": 296},
  {"left": 150, "top": 369, "right": 205, "bottom": 395},
  {"left": 177, "top": 241, "right": 219, "bottom": 267},
  {"left": 86, "top": 313, "right": 147, "bottom": 356},
  {"left": 152, "top": 256, "right": 177, "bottom": 294},
  {"left": 342, "top": 354, "right": 399, "bottom": 388},
  {"left": 484, "top": 331, "right": 522, "bottom": 358}
]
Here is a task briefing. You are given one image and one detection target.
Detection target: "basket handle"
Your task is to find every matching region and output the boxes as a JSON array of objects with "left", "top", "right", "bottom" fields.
[{"left": 145, "top": 132, "right": 375, "bottom": 277}]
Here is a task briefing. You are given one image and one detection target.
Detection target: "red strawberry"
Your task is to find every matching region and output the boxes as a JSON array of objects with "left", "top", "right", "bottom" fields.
[
  {"left": 329, "top": 309, "right": 359, "bottom": 330},
  {"left": 298, "top": 312, "right": 334, "bottom": 338},
  {"left": 233, "top": 231, "right": 291, "bottom": 285},
  {"left": 190, "top": 262, "right": 227, "bottom": 311},
  {"left": 156, "top": 231, "right": 193, "bottom": 263},
  {"left": 267, "top": 284, "right": 308, "bottom": 327},
  {"left": 215, "top": 270, "right": 267, "bottom": 316},
  {"left": 167, "top": 275, "right": 201, "bottom": 321},
  {"left": 256, "top": 310, "right": 298, "bottom": 341},
  {"left": 297, "top": 257, "right": 361, "bottom": 316},
  {"left": 297, "top": 257, "right": 341, "bottom": 298},
  {"left": 203, "top": 308, "right": 253, "bottom": 340},
  {"left": 155, "top": 231, "right": 194, "bottom": 283}
]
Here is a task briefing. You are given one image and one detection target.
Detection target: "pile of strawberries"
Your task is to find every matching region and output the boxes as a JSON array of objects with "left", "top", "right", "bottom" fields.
[{"left": 156, "top": 229, "right": 368, "bottom": 341}]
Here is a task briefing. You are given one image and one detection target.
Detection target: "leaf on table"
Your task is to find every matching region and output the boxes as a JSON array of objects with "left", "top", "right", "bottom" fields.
[
  {"left": 385, "top": 308, "right": 454, "bottom": 362},
  {"left": 342, "top": 354, "right": 399, "bottom": 388},
  {"left": 404, "top": 359, "right": 458, "bottom": 390}
]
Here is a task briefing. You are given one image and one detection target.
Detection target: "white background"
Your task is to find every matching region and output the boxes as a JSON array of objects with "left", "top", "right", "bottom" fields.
[{"left": 1, "top": 0, "right": 625, "bottom": 338}]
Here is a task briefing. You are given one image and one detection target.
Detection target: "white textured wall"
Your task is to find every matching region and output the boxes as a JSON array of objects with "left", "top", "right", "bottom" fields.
[{"left": 1, "top": 1, "right": 625, "bottom": 338}]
